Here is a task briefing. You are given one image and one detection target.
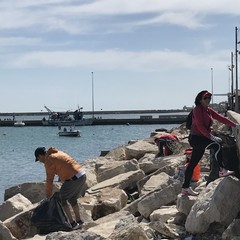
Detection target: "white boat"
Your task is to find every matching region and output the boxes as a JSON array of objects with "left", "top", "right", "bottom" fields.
[
  {"left": 42, "top": 106, "right": 93, "bottom": 126},
  {"left": 14, "top": 121, "right": 25, "bottom": 127},
  {"left": 58, "top": 127, "right": 80, "bottom": 137}
]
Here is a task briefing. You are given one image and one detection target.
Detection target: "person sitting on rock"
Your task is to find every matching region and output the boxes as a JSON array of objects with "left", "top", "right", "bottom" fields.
[
  {"left": 181, "top": 90, "right": 240, "bottom": 196},
  {"left": 154, "top": 133, "right": 180, "bottom": 157},
  {"left": 34, "top": 147, "right": 86, "bottom": 230}
]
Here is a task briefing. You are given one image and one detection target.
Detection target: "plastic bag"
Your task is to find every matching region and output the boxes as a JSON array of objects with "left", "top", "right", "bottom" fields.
[{"left": 31, "top": 192, "right": 72, "bottom": 234}]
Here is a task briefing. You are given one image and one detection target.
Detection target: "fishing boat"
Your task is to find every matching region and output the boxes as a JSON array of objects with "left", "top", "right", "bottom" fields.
[
  {"left": 58, "top": 127, "right": 80, "bottom": 137},
  {"left": 42, "top": 106, "right": 93, "bottom": 126},
  {"left": 14, "top": 120, "right": 25, "bottom": 127}
]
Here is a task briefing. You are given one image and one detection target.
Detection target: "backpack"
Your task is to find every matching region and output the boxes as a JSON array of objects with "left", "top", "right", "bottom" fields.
[{"left": 186, "top": 110, "right": 193, "bottom": 130}]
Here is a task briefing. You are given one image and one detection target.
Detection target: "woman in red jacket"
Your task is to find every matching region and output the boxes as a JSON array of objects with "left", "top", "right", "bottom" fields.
[{"left": 181, "top": 90, "right": 239, "bottom": 196}]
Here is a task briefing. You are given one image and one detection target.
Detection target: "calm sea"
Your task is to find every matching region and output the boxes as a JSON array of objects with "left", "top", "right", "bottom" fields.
[{"left": 0, "top": 124, "right": 179, "bottom": 203}]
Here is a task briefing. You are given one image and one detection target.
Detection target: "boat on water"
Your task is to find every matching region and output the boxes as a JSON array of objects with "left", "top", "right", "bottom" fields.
[
  {"left": 58, "top": 127, "right": 80, "bottom": 137},
  {"left": 42, "top": 106, "right": 93, "bottom": 126},
  {"left": 14, "top": 120, "right": 25, "bottom": 127}
]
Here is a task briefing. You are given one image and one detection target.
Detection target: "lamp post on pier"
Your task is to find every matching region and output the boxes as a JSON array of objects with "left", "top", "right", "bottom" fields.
[
  {"left": 211, "top": 67, "right": 214, "bottom": 104},
  {"left": 235, "top": 26, "right": 239, "bottom": 112},
  {"left": 91, "top": 72, "right": 95, "bottom": 119}
]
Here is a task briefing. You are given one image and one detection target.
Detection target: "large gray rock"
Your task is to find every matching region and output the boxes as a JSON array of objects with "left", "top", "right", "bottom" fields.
[
  {"left": 105, "top": 146, "right": 127, "bottom": 161},
  {"left": 92, "top": 188, "right": 128, "bottom": 220},
  {"left": 109, "top": 214, "right": 149, "bottom": 240},
  {"left": 185, "top": 177, "right": 240, "bottom": 234},
  {"left": 138, "top": 153, "right": 163, "bottom": 174},
  {"left": 140, "top": 172, "right": 173, "bottom": 196},
  {"left": 96, "top": 159, "right": 139, "bottom": 183},
  {"left": 150, "top": 205, "right": 178, "bottom": 223},
  {"left": 4, "top": 182, "right": 61, "bottom": 203},
  {"left": 88, "top": 211, "right": 131, "bottom": 238},
  {"left": 0, "top": 193, "right": 33, "bottom": 221},
  {"left": 125, "top": 140, "right": 158, "bottom": 160},
  {"left": 46, "top": 230, "right": 105, "bottom": 240},
  {"left": 86, "top": 170, "right": 145, "bottom": 194},
  {"left": 0, "top": 221, "right": 17, "bottom": 240},
  {"left": 138, "top": 181, "right": 181, "bottom": 218},
  {"left": 222, "top": 219, "right": 240, "bottom": 240},
  {"left": 176, "top": 194, "right": 197, "bottom": 215}
]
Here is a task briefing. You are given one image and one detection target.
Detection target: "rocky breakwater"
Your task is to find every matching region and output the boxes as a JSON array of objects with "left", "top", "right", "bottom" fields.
[{"left": 0, "top": 122, "right": 240, "bottom": 240}]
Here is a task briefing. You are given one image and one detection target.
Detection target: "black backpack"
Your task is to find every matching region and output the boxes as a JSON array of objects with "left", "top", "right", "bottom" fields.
[{"left": 186, "top": 110, "right": 193, "bottom": 130}]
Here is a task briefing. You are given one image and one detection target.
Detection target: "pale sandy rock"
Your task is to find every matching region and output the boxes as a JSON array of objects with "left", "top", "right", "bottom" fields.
[
  {"left": 45, "top": 230, "right": 105, "bottom": 240},
  {"left": 96, "top": 159, "right": 139, "bottom": 183},
  {"left": 79, "top": 194, "right": 98, "bottom": 211},
  {"left": 92, "top": 188, "right": 128, "bottom": 220},
  {"left": 138, "top": 181, "right": 181, "bottom": 218},
  {"left": 105, "top": 146, "right": 127, "bottom": 161},
  {"left": 125, "top": 140, "right": 158, "bottom": 160},
  {"left": 222, "top": 219, "right": 240, "bottom": 240},
  {"left": 167, "top": 212, "right": 187, "bottom": 226},
  {"left": 0, "top": 193, "right": 33, "bottom": 221},
  {"left": 176, "top": 194, "right": 197, "bottom": 215},
  {"left": 137, "top": 155, "right": 185, "bottom": 192},
  {"left": 140, "top": 172, "right": 174, "bottom": 196},
  {"left": 4, "top": 182, "right": 61, "bottom": 204},
  {"left": 138, "top": 153, "right": 164, "bottom": 174},
  {"left": 88, "top": 211, "right": 131, "bottom": 238},
  {"left": 149, "top": 221, "right": 185, "bottom": 239},
  {"left": 185, "top": 177, "right": 240, "bottom": 234},
  {"left": 150, "top": 205, "right": 178, "bottom": 223},
  {"left": 109, "top": 214, "right": 149, "bottom": 240},
  {"left": 4, "top": 205, "right": 36, "bottom": 239},
  {"left": 0, "top": 220, "right": 17, "bottom": 240},
  {"left": 86, "top": 170, "right": 145, "bottom": 194}
]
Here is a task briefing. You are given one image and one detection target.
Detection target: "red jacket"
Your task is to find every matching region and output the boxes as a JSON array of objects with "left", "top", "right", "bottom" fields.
[{"left": 191, "top": 105, "right": 236, "bottom": 139}]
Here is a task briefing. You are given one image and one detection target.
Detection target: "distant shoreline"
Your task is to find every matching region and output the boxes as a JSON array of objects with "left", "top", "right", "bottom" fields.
[{"left": 0, "top": 109, "right": 189, "bottom": 116}]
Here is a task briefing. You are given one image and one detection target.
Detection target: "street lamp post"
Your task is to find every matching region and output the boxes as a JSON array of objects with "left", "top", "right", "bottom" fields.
[
  {"left": 211, "top": 67, "right": 214, "bottom": 104},
  {"left": 91, "top": 72, "right": 95, "bottom": 119},
  {"left": 235, "top": 26, "right": 239, "bottom": 112}
]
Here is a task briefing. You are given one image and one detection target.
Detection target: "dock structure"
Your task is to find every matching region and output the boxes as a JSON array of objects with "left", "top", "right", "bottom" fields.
[{"left": 0, "top": 114, "right": 187, "bottom": 127}]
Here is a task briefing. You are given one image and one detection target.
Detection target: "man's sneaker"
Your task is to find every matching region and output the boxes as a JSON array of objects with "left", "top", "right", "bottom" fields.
[
  {"left": 181, "top": 187, "right": 199, "bottom": 196},
  {"left": 219, "top": 168, "right": 234, "bottom": 177},
  {"left": 77, "top": 219, "right": 84, "bottom": 226},
  {"left": 71, "top": 221, "right": 81, "bottom": 230}
]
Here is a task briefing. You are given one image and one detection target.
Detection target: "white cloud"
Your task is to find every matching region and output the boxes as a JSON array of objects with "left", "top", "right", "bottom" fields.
[
  {"left": 7, "top": 49, "right": 229, "bottom": 72},
  {"left": 0, "top": 0, "right": 240, "bottom": 34}
]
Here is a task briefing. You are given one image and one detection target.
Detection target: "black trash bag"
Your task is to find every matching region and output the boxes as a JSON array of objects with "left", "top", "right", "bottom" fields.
[{"left": 31, "top": 192, "right": 72, "bottom": 234}]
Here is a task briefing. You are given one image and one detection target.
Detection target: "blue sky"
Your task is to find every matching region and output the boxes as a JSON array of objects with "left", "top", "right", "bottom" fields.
[{"left": 1, "top": 0, "right": 240, "bottom": 112}]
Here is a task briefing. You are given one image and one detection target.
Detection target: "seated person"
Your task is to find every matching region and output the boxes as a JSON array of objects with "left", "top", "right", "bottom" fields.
[{"left": 154, "top": 133, "right": 179, "bottom": 157}]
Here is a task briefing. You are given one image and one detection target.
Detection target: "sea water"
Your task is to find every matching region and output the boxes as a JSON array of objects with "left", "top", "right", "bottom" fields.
[{"left": 0, "top": 124, "right": 179, "bottom": 203}]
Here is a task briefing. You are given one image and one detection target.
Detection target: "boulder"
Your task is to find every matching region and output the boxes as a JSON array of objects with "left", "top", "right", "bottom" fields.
[
  {"left": 138, "top": 181, "right": 181, "bottom": 218},
  {"left": 96, "top": 159, "right": 139, "bottom": 183},
  {"left": 176, "top": 194, "right": 197, "bottom": 215},
  {"left": 86, "top": 170, "right": 145, "bottom": 194},
  {"left": 45, "top": 230, "right": 106, "bottom": 240},
  {"left": 0, "top": 221, "right": 17, "bottom": 240},
  {"left": 149, "top": 221, "right": 185, "bottom": 239},
  {"left": 109, "top": 214, "right": 149, "bottom": 240},
  {"left": 222, "top": 219, "right": 240, "bottom": 240},
  {"left": 105, "top": 146, "right": 127, "bottom": 161},
  {"left": 140, "top": 172, "right": 174, "bottom": 196},
  {"left": 88, "top": 211, "right": 131, "bottom": 238},
  {"left": 4, "top": 206, "right": 36, "bottom": 239},
  {"left": 185, "top": 177, "right": 240, "bottom": 234},
  {"left": 150, "top": 205, "right": 178, "bottom": 223},
  {"left": 0, "top": 193, "right": 33, "bottom": 221},
  {"left": 4, "top": 182, "right": 61, "bottom": 204},
  {"left": 92, "top": 188, "right": 128, "bottom": 220},
  {"left": 125, "top": 140, "right": 158, "bottom": 160}
]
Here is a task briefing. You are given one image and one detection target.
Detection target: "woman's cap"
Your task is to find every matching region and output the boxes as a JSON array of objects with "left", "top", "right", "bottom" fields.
[
  {"left": 203, "top": 91, "right": 212, "bottom": 97},
  {"left": 34, "top": 147, "right": 46, "bottom": 161}
]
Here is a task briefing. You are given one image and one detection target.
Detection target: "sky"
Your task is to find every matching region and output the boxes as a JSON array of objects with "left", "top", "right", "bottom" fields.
[{"left": 1, "top": 0, "right": 240, "bottom": 113}]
